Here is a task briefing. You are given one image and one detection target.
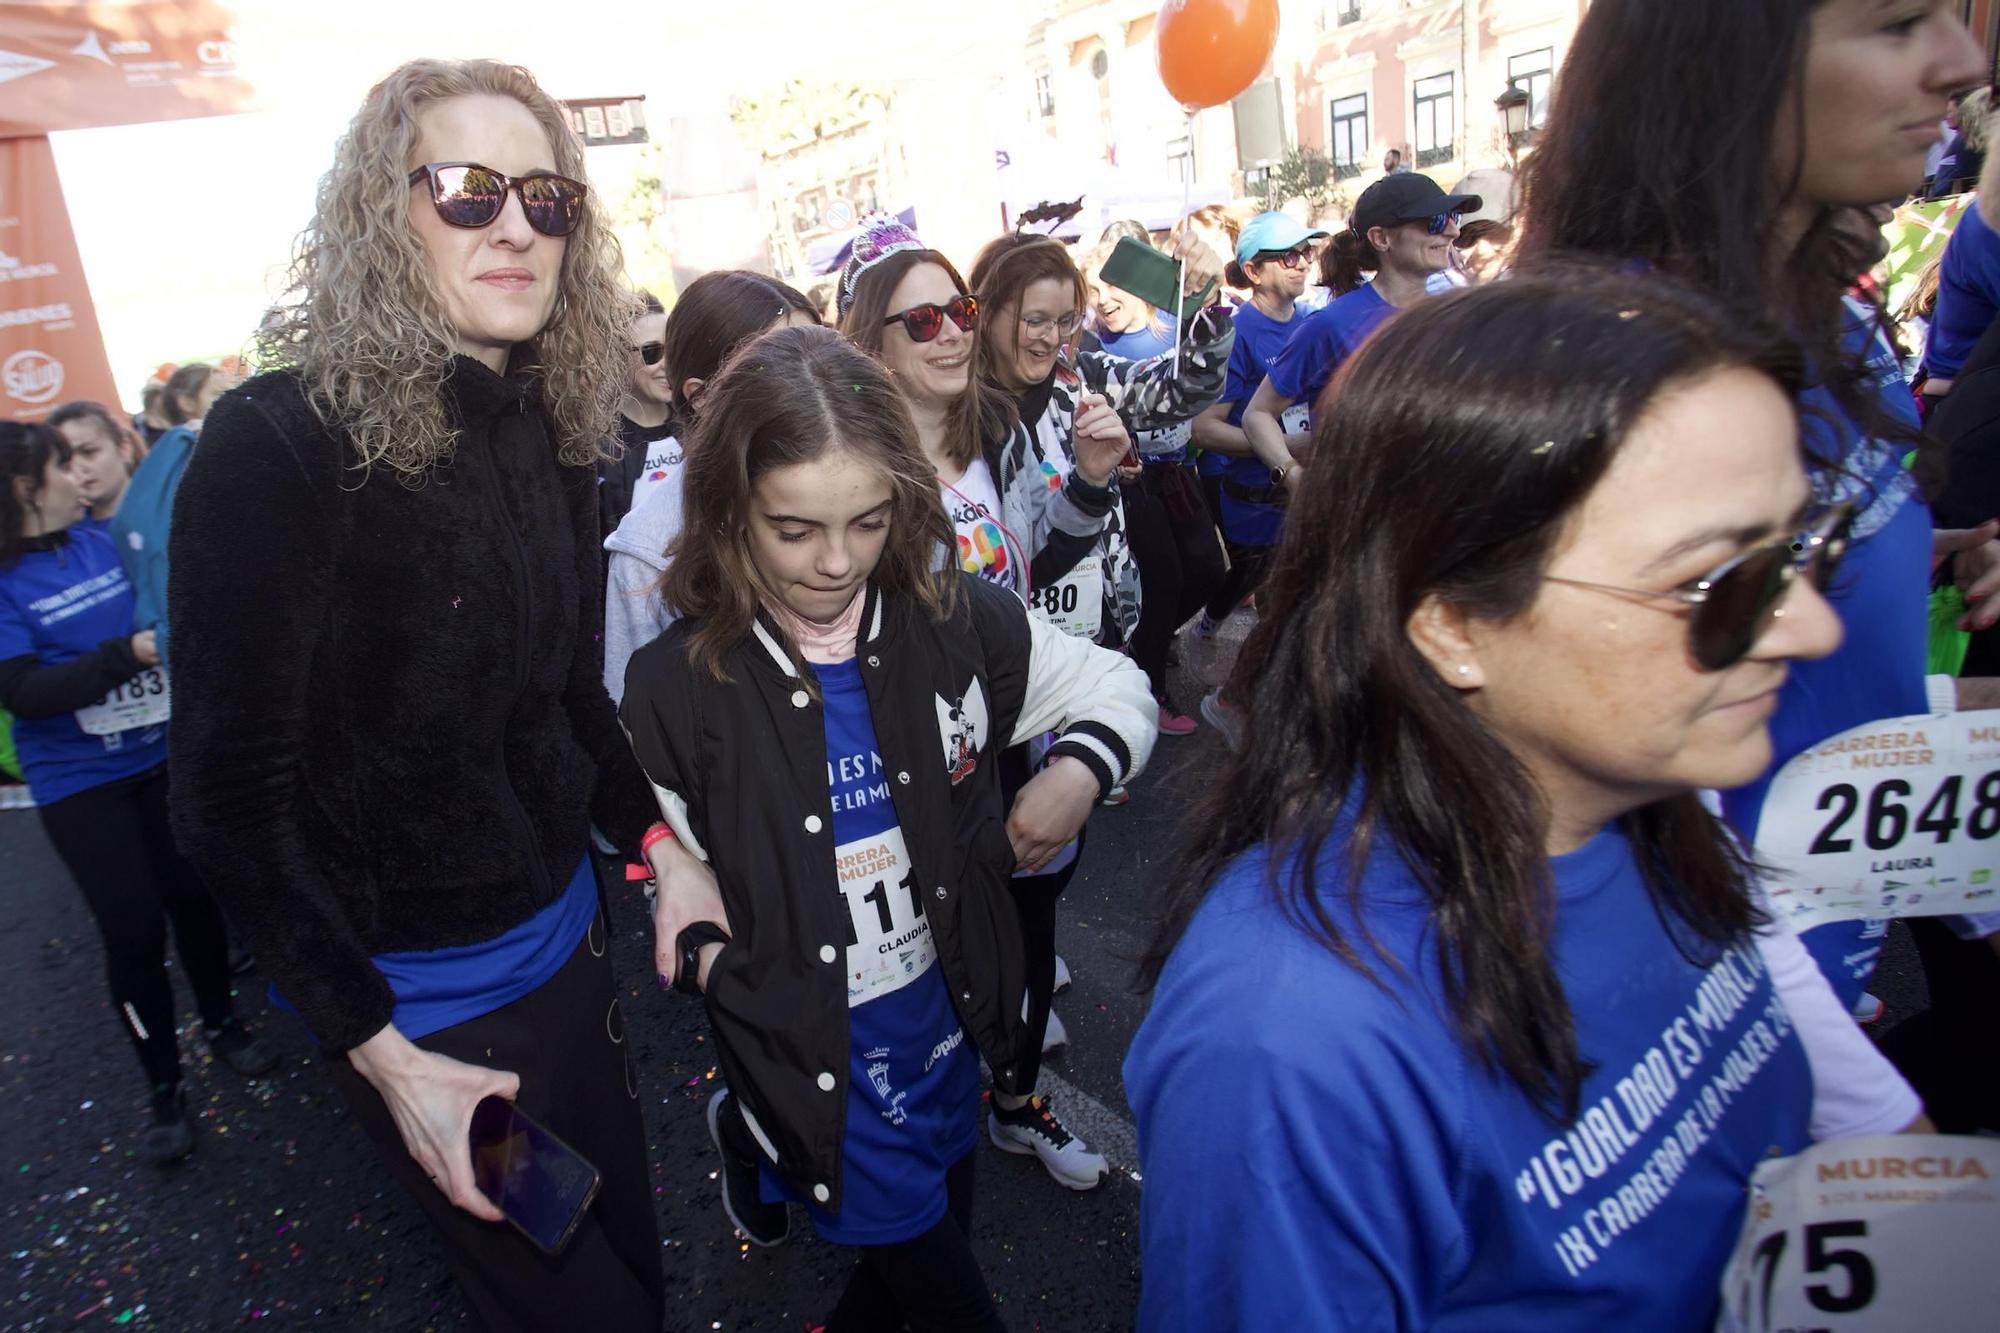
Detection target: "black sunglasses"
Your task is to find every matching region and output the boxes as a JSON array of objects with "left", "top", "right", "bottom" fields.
[
  {"left": 883, "top": 294, "right": 978, "bottom": 343},
  {"left": 1251, "top": 244, "right": 1314, "bottom": 271},
  {"left": 1545, "top": 501, "right": 1855, "bottom": 671},
  {"left": 407, "top": 162, "right": 587, "bottom": 238},
  {"left": 631, "top": 341, "right": 665, "bottom": 366}
]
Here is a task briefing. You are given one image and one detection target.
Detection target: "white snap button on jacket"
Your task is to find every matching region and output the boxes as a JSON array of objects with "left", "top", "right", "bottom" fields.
[
  {"left": 804, "top": 815, "right": 823, "bottom": 833},
  {"left": 897, "top": 771, "right": 911, "bottom": 784},
  {"left": 817, "top": 1072, "right": 836, "bottom": 1092},
  {"left": 935, "top": 886, "right": 947, "bottom": 899},
  {"left": 790, "top": 689, "right": 809, "bottom": 708},
  {"left": 819, "top": 945, "right": 837, "bottom": 964},
  {"left": 813, "top": 1184, "right": 830, "bottom": 1204}
]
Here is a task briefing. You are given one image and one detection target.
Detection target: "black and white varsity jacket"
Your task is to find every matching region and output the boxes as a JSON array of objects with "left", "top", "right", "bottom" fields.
[{"left": 619, "top": 574, "right": 1155, "bottom": 1214}]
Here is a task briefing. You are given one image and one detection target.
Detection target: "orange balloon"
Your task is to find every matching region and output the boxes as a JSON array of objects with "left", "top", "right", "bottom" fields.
[{"left": 1155, "top": 0, "right": 1282, "bottom": 112}]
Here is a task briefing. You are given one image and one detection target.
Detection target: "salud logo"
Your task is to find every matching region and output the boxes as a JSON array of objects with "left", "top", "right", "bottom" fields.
[
  {"left": 2, "top": 349, "right": 64, "bottom": 405},
  {"left": 0, "top": 49, "right": 56, "bottom": 85}
]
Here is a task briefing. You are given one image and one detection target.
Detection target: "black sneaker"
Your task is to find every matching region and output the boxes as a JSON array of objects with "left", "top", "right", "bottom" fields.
[
  {"left": 205, "top": 1020, "right": 279, "bottom": 1077},
  {"left": 144, "top": 1083, "right": 194, "bottom": 1165},
  {"left": 706, "top": 1089, "right": 790, "bottom": 1247}
]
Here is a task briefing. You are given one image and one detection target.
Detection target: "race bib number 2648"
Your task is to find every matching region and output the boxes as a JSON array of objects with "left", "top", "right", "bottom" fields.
[{"left": 1752, "top": 710, "right": 2000, "bottom": 930}]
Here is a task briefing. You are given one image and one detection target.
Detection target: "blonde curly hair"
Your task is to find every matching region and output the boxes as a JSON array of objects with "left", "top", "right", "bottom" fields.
[{"left": 257, "top": 58, "right": 630, "bottom": 481}]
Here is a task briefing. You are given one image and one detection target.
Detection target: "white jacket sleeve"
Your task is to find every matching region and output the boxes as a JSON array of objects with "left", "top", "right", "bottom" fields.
[
  {"left": 1756, "top": 890, "right": 1921, "bottom": 1140},
  {"left": 1007, "top": 612, "right": 1158, "bottom": 796}
]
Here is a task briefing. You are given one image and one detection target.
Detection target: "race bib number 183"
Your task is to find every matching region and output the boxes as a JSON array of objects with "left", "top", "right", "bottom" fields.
[
  {"left": 1717, "top": 1134, "right": 2000, "bottom": 1332},
  {"left": 1752, "top": 710, "right": 2000, "bottom": 930},
  {"left": 74, "top": 666, "right": 170, "bottom": 736}
]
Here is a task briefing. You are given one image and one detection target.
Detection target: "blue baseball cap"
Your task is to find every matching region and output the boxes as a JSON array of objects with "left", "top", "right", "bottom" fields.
[{"left": 1234, "top": 211, "right": 1331, "bottom": 264}]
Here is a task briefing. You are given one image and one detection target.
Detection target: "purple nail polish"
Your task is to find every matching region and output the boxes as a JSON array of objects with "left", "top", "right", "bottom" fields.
[{"left": 657, "top": 972, "right": 671, "bottom": 990}]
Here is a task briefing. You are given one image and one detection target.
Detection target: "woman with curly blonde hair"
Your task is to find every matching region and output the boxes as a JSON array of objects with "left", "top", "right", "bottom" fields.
[{"left": 166, "top": 58, "right": 665, "bottom": 1329}]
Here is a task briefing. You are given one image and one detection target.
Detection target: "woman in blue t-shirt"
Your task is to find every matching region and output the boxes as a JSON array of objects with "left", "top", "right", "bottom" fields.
[
  {"left": 1131, "top": 270, "right": 1853, "bottom": 1331},
  {"left": 622, "top": 325, "right": 1155, "bottom": 1331},
  {"left": 1236, "top": 173, "right": 1477, "bottom": 493},
  {"left": 0, "top": 422, "right": 274, "bottom": 1165},
  {"left": 1189, "top": 212, "right": 1329, "bottom": 638},
  {"left": 1516, "top": 0, "right": 1997, "bottom": 1031}
]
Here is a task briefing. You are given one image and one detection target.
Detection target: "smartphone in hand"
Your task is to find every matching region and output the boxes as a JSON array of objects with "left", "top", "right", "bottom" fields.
[{"left": 467, "top": 1095, "right": 601, "bottom": 1255}]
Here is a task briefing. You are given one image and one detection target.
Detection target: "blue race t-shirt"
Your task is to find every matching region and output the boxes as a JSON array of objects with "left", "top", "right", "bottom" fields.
[
  {"left": 1126, "top": 821, "right": 1812, "bottom": 1331},
  {"left": 0, "top": 523, "right": 167, "bottom": 804},
  {"left": 1213, "top": 301, "right": 1315, "bottom": 546},
  {"left": 760, "top": 657, "right": 979, "bottom": 1245},
  {"left": 1721, "top": 299, "right": 1930, "bottom": 1008},
  {"left": 1923, "top": 201, "right": 2000, "bottom": 380},
  {"left": 1263, "top": 281, "right": 1396, "bottom": 425}
]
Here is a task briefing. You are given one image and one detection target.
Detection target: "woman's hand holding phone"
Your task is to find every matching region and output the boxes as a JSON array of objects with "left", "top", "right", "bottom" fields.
[{"left": 348, "top": 1024, "right": 519, "bottom": 1221}]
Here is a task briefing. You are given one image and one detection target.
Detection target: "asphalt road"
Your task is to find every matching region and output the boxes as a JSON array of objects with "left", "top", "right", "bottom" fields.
[{"left": 0, "top": 619, "right": 1932, "bottom": 1332}]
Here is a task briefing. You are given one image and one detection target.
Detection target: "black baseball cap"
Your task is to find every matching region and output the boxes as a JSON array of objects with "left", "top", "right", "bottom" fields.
[{"left": 1351, "top": 172, "right": 1482, "bottom": 235}]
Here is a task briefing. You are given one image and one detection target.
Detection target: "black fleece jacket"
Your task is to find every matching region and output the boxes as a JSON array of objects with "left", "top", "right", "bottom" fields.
[{"left": 167, "top": 359, "right": 656, "bottom": 1053}]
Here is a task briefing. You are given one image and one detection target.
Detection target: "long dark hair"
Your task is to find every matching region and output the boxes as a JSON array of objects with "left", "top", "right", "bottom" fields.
[
  {"left": 1317, "top": 228, "right": 1380, "bottom": 296},
  {"left": 663, "top": 325, "right": 955, "bottom": 683},
  {"left": 660, "top": 270, "right": 819, "bottom": 423},
  {"left": 1140, "top": 268, "right": 1806, "bottom": 1122},
  {"left": 0, "top": 421, "right": 71, "bottom": 565},
  {"left": 1515, "top": 0, "right": 1894, "bottom": 446},
  {"left": 839, "top": 248, "right": 1017, "bottom": 473}
]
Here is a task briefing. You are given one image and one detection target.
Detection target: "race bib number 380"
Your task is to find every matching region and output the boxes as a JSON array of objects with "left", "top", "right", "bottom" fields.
[
  {"left": 1717, "top": 1134, "right": 2000, "bottom": 1332},
  {"left": 74, "top": 666, "right": 170, "bottom": 736},
  {"left": 1752, "top": 710, "right": 2000, "bottom": 930}
]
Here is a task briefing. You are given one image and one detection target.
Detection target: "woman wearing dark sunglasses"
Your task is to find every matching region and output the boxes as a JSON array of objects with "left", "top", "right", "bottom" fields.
[
  {"left": 1130, "top": 269, "right": 1861, "bottom": 1331},
  {"left": 838, "top": 218, "right": 1124, "bottom": 1195},
  {"left": 1190, "top": 212, "right": 1330, "bottom": 680},
  {"left": 603, "top": 270, "right": 820, "bottom": 703},
  {"left": 1518, "top": 0, "right": 2000, "bottom": 1038},
  {"left": 1238, "top": 173, "right": 1474, "bottom": 500},
  {"left": 165, "top": 59, "right": 665, "bottom": 1330},
  {"left": 594, "top": 287, "right": 672, "bottom": 540}
]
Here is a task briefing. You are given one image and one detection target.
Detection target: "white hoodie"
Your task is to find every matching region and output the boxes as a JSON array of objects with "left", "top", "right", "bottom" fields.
[{"left": 602, "top": 465, "right": 684, "bottom": 703}]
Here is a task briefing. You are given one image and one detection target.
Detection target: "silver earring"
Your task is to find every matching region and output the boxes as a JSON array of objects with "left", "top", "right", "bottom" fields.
[{"left": 1456, "top": 664, "right": 1471, "bottom": 676}]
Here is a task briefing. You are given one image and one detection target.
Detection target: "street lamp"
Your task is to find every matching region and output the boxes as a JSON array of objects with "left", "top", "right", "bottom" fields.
[{"left": 1496, "top": 83, "right": 1532, "bottom": 155}]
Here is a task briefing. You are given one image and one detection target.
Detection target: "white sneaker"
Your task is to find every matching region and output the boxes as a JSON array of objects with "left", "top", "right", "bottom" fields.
[
  {"left": 1053, "top": 955, "right": 1072, "bottom": 995},
  {"left": 1200, "top": 689, "right": 1245, "bottom": 752},
  {"left": 988, "top": 1095, "right": 1107, "bottom": 1191},
  {"left": 1042, "top": 1006, "right": 1069, "bottom": 1054}
]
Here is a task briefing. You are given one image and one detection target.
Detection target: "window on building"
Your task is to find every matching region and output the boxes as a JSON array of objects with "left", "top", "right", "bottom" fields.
[
  {"left": 1167, "top": 132, "right": 1194, "bottom": 186},
  {"left": 1329, "top": 93, "right": 1368, "bottom": 180},
  {"left": 1507, "top": 48, "right": 1554, "bottom": 128},
  {"left": 1335, "top": 1, "right": 1362, "bottom": 25},
  {"left": 1035, "top": 71, "right": 1055, "bottom": 118},
  {"left": 1412, "top": 71, "right": 1456, "bottom": 167}
]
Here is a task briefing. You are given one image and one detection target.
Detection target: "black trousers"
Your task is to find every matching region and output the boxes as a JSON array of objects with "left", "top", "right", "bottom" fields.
[
  {"left": 826, "top": 1152, "right": 1004, "bottom": 1332},
  {"left": 37, "top": 763, "right": 235, "bottom": 1090},
  {"left": 329, "top": 917, "right": 664, "bottom": 1333},
  {"left": 1205, "top": 539, "right": 1276, "bottom": 624},
  {"left": 1125, "top": 464, "right": 1227, "bottom": 699}
]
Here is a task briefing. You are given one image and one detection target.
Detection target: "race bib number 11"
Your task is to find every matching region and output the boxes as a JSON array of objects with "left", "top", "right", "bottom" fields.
[
  {"left": 1752, "top": 710, "right": 2000, "bottom": 930},
  {"left": 1717, "top": 1134, "right": 2000, "bottom": 1332}
]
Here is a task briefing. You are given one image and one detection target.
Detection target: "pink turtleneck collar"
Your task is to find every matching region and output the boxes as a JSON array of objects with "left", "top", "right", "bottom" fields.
[{"left": 763, "top": 586, "right": 866, "bottom": 665}]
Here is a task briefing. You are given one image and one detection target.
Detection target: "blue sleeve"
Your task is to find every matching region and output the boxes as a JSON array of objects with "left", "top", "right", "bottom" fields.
[
  {"left": 1264, "top": 315, "right": 1333, "bottom": 406},
  {"left": 1219, "top": 334, "right": 1262, "bottom": 410},
  {"left": 1928, "top": 207, "right": 2000, "bottom": 379},
  {"left": 1127, "top": 899, "right": 1467, "bottom": 1331}
]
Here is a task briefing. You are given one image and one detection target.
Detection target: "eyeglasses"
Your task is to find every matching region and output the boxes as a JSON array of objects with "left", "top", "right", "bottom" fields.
[
  {"left": 1544, "top": 501, "right": 1855, "bottom": 672},
  {"left": 1252, "top": 244, "right": 1315, "bottom": 271},
  {"left": 407, "top": 162, "right": 588, "bottom": 238},
  {"left": 1019, "top": 309, "right": 1081, "bottom": 338},
  {"left": 631, "top": 341, "right": 665, "bottom": 366},
  {"left": 1426, "top": 210, "right": 1464, "bottom": 236},
  {"left": 884, "top": 294, "right": 979, "bottom": 343}
]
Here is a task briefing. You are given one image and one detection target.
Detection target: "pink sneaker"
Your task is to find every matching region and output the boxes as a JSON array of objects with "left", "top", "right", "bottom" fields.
[{"left": 1157, "top": 700, "right": 1199, "bottom": 736}]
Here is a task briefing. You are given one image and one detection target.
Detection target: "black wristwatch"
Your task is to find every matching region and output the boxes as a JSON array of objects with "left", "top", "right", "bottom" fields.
[{"left": 674, "top": 921, "right": 730, "bottom": 996}]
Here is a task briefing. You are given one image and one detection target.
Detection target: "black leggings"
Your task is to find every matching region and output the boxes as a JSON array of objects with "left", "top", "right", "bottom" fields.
[
  {"left": 37, "top": 763, "right": 235, "bottom": 1090},
  {"left": 1125, "top": 465, "right": 1227, "bottom": 698},
  {"left": 329, "top": 916, "right": 664, "bottom": 1333},
  {"left": 1205, "top": 539, "right": 1276, "bottom": 624},
  {"left": 826, "top": 1152, "right": 1003, "bottom": 1332}
]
